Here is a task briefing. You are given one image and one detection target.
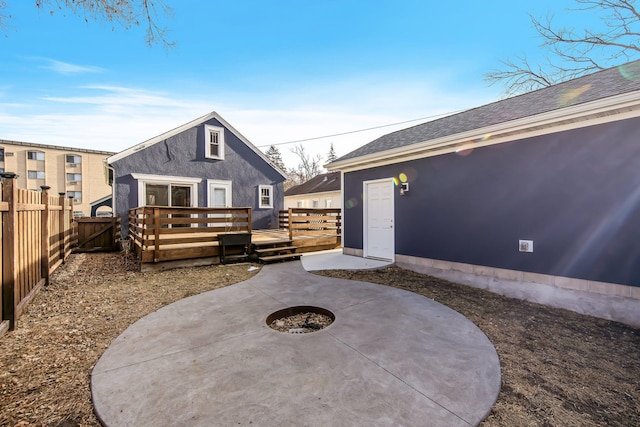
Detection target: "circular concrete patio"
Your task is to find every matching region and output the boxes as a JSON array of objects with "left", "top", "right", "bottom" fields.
[{"left": 91, "top": 261, "right": 500, "bottom": 426}]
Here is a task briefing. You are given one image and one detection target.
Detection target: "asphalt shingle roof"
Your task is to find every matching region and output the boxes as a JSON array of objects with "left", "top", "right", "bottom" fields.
[
  {"left": 335, "top": 61, "right": 640, "bottom": 163},
  {"left": 285, "top": 172, "right": 341, "bottom": 196}
]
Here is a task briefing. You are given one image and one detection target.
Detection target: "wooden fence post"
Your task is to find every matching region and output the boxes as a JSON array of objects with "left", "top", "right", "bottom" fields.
[
  {"left": 2, "top": 173, "right": 18, "bottom": 330},
  {"left": 66, "top": 195, "right": 74, "bottom": 259},
  {"left": 40, "top": 186, "right": 51, "bottom": 286},
  {"left": 58, "top": 192, "right": 65, "bottom": 264},
  {"left": 153, "top": 207, "right": 160, "bottom": 262},
  {"left": 288, "top": 208, "right": 293, "bottom": 241}
]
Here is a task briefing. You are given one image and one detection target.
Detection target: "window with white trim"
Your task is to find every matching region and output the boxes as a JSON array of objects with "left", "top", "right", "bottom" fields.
[
  {"left": 312, "top": 199, "right": 319, "bottom": 208},
  {"left": 205, "top": 125, "right": 225, "bottom": 160},
  {"left": 66, "top": 173, "right": 82, "bottom": 182},
  {"left": 259, "top": 185, "right": 273, "bottom": 208},
  {"left": 132, "top": 173, "right": 201, "bottom": 208},
  {"left": 325, "top": 199, "right": 332, "bottom": 208},
  {"left": 296, "top": 200, "right": 303, "bottom": 208}
]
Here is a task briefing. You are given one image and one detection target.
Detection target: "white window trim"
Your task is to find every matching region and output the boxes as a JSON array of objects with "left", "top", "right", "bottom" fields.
[
  {"left": 259, "top": 184, "right": 273, "bottom": 209},
  {"left": 207, "top": 179, "right": 232, "bottom": 207},
  {"left": 132, "top": 173, "right": 201, "bottom": 207},
  {"left": 204, "top": 124, "right": 225, "bottom": 160}
]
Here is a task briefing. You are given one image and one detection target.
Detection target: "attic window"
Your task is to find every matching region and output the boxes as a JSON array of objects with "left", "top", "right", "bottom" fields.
[{"left": 205, "top": 125, "right": 225, "bottom": 160}]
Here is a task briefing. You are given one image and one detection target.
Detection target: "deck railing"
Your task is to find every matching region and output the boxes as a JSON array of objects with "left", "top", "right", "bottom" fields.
[
  {"left": 1, "top": 175, "right": 76, "bottom": 335},
  {"left": 128, "top": 206, "right": 252, "bottom": 263},
  {"left": 279, "top": 208, "right": 341, "bottom": 251}
]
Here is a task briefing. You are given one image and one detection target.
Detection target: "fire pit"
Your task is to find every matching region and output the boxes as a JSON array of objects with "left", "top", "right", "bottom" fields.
[{"left": 266, "top": 306, "right": 335, "bottom": 334}]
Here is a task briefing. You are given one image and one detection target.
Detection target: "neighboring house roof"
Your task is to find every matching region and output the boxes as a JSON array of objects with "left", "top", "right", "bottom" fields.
[
  {"left": 90, "top": 194, "right": 113, "bottom": 207},
  {"left": 285, "top": 172, "right": 341, "bottom": 196},
  {"left": 329, "top": 60, "right": 640, "bottom": 170},
  {"left": 106, "top": 111, "right": 287, "bottom": 179}
]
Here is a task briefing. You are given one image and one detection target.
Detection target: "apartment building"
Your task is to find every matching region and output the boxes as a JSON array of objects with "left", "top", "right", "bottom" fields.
[{"left": 0, "top": 139, "right": 115, "bottom": 217}]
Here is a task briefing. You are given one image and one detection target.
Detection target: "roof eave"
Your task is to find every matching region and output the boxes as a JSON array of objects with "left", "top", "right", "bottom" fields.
[
  {"left": 106, "top": 111, "right": 288, "bottom": 180},
  {"left": 328, "top": 90, "right": 640, "bottom": 172}
]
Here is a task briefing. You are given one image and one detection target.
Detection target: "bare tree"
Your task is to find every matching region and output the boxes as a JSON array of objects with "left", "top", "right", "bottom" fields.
[
  {"left": 486, "top": 0, "right": 640, "bottom": 96},
  {"left": 289, "top": 145, "right": 323, "bottom": 186},
  {"left": 2, "top": 0, "right": 174, "bottom": 47}
]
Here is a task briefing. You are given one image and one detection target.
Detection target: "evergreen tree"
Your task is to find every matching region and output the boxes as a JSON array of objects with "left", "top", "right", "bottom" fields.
[
  {"left": 265, "top": 145, "right": 286, "bottom": 171},
  {"left": 326, "top": 143, "right": 337, "bottom": 163}
]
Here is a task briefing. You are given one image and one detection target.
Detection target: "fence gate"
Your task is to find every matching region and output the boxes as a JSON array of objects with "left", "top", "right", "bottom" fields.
[{"left": 76, "top": 217, "right": 120, "bottom": 252}]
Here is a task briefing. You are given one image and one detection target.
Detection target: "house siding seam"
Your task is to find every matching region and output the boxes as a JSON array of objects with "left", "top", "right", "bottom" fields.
[
  {"left": 343, "top": 116, "right": 640, "bottom": 287},
  {"left": 112, "top": 117, "right": 284, "bottom": 232}
]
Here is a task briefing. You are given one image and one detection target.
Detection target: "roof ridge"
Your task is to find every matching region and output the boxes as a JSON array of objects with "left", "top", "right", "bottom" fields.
[{"left": 332, "top": 59, "right": 640, "bottom": 165}]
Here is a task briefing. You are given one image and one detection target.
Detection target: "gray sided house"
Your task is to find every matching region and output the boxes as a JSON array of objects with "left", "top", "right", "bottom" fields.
[
  {"left": 107, "top": 112, "right": 286, "bottom": 232},
  {"left": 329, "top": 61, "right": 640, "bottom": 326}
]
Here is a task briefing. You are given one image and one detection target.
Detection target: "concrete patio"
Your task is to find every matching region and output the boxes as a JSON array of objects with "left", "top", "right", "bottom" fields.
[{"left": 91, "top": 257, "right": 501, "bottom": 426}]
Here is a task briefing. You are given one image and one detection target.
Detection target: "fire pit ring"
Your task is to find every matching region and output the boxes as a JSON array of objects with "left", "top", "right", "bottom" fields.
[{"left": 266, "top": 306, "right": 335, "bottom": 334}]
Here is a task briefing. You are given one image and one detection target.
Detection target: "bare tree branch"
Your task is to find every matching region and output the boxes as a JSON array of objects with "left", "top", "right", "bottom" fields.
[
  {"left": 2, "top": 1, "right": 174, "bottom": 47},
  {"left": 289, "top": 145, "right": 323, "bottom": 186},
  {"left": 486, "top": 0, "right": 640, "bottom": 96}
]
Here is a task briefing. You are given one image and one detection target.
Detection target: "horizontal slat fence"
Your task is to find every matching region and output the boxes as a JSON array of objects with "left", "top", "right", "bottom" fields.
[
  {"left": 279, "top": 208, "right": 342, "bottom": 252},
  {"left": 128, "top": 206, "right": 251, "bottom": 263},
  {"left": 1, "top": 176, "right": 76, "bottom": 335}
]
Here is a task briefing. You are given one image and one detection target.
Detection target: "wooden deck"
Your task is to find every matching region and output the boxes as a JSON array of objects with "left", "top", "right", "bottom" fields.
[{"left": 128, "top": 207, "right": 340, "bottom": 271}]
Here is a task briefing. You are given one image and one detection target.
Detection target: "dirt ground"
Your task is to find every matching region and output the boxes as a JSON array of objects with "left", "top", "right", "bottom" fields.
[
  {"left": 1, "top": 253, "right": 639, "bottom": 426},
  {"left": 0, "top": 253, "right": 260, "bottom": 427},
  {"left": 317, "top": 267, "right": 640, "bottom": 427}
]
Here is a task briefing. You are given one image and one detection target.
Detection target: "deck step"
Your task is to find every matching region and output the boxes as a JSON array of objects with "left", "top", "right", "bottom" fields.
[
  {"left": 254, "top": 245, "right": 297, "bottom": 254},
  {"left": 258, "top": 253, "right": 301, "bottom": 263},
  {"left": 253, "top": 239, "right": 293, "bottom": 247}
]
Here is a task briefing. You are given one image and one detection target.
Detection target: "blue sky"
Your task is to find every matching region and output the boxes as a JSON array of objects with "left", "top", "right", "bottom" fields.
[{"left": 0, "top": 0, "right": 599, "bottom": 167}]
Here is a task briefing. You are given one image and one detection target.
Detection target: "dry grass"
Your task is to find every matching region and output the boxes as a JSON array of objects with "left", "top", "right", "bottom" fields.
[
  {"left": 316, "top": 266, "right": 640, "bottom": 427},
  {"left": 0, "top": 252, "right": 260, "bottom": 427},
  {"left": 1, "top": 254, "right": 639, "bottom": 426}
]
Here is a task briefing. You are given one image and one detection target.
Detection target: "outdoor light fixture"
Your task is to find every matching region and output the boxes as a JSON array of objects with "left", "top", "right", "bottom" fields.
[{"left": 400, "top": 182, "right": 409, "bottom": 195}]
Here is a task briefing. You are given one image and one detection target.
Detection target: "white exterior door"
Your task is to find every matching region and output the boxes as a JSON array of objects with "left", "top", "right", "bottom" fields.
[
  {"left": 207, "top": 180, "right": 232, "bottom": 228},
  {"left": 364, "top": 178, "right": 394, "bottom": 261},
  {"left": 208, "top": 180, "right": 232, "bottom": 208}
]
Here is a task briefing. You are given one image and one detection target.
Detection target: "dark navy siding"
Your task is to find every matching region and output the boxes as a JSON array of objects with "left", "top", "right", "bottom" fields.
[
  {"left": 112, "top": 117, "right": 284, "bottom": 231},
  {"left": 344, "top": 117, "right": 640, "bottom": 286}
]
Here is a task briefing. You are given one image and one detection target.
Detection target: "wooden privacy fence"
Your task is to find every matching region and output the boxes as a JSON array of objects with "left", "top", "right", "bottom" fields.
[
  {"left": 128, "top": 206, "right": 251, "bottom": 264},
  {"left": 76, "top": 217, "right": 121, "bottom": 252},
  {"left": 279, "top": 208, "right": 342, "bottom": 252},
  {"left": 1, "top": 175, "right": 75, "bottom": 335}
]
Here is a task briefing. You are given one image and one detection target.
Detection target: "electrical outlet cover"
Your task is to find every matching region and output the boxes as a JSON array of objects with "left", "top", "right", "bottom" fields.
[{"left": 519, "top": 240, "right": 533, "bottom": 252}]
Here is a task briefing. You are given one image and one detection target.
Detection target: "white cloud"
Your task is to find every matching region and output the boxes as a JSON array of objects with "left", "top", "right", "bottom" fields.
[
  {"left": 40, "top": 59, "right": 105, "bottom": 75},
  {"left": 0, "top": 71, "right": 499, "bottom": 169}
]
